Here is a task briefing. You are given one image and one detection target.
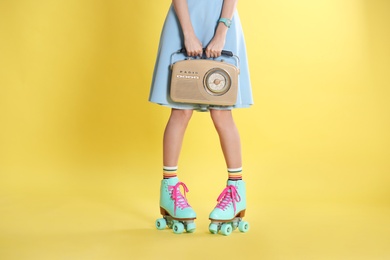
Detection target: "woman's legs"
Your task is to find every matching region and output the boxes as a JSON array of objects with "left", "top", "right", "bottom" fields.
[
  {"left": 163, "top": 108, "right": 241, "bottom": 169},
  {"left": 208, "top": 109, "right": 247, "bottom": 231},
  {"left": 209, "top": 109, "right": 242, "bottom": 169},
  {"left": 163, "top": 108, "right": 193, "bottom": 167},
  {"left": 159, "top": 108, "right": 197, "bottom": 228}
]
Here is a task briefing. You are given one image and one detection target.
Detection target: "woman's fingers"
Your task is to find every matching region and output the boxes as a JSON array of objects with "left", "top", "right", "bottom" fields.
[
  {"left": 184, "top": 37, "right": 203, "bottom": 57},
  {"left": 205, "top": 38, "right": 225, "bottom": 58},
  {"left": 205, "top": 47, "right": 222, "bottom": 58},
  {"left": 186, "top": 48, "right": 203, "bottom": 57}
]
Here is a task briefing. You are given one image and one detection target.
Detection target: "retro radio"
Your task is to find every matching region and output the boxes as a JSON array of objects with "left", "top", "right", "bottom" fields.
[{"left": 170, "top": 49, "right": 240, "bottom": 106}]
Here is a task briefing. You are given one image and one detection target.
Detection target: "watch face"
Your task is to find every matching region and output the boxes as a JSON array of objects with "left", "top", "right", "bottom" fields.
[
  {"left": 226, "top": 20, "right": 232, "bottom": 27},
  {"left": 204, "top": 68, "right": 231, "bottom": 95}
]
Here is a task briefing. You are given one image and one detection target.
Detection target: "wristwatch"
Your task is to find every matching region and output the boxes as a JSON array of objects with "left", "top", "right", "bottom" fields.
[{"left": 218, "top": 18, "right": 232, "bottom": 28}]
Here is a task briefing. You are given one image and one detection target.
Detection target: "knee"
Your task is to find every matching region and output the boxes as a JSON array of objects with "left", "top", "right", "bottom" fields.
[
  {"left": 210, "top": 109, "right": 233, "bottom": 129},
  {"left": 170, "top": 109, "right": 193, "bottom": 123},
  {"left": 210, "top": 109, "right": 222, "bottom": 123}
]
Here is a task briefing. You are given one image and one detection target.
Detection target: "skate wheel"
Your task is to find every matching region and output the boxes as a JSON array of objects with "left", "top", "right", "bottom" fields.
[
  {"left": 186, "top": 222, "right": 196, "bottom": 233},
  {"left": 220, "top": 223, "right": 233, "bottom": 236},
  {"left": 173, "top": 222, "right": 184, "bottom": 234},
  {"left": 209, "top": 223, "right": 218, "bottom": 234},
  {"left": 155, "top": 218, "right": 167, "bottom": 230},
  {"left": 238, "top": 221, "right": 249, "bottom": 233}
]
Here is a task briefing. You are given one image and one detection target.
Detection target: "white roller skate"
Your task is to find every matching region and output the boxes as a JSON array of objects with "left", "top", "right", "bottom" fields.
[
  {"left": 209, "top": 180, "right": 249, "bottom": 236},
  {"left": 155, "top": 177, "right": 197, "bottom": 234}
]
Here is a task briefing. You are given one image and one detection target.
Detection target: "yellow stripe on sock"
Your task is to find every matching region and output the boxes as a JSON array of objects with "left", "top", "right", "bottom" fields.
[
  {"left": 228, "top": 168, "right": 242, "bottom": 180},
  {"left": 163, "top": 166, "right": 178, "bottom": 178}
]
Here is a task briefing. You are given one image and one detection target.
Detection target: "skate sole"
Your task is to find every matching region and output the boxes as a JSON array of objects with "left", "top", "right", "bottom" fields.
[
  {"left": 209, "top": 209, "right": 245, "bottom": 222},
  {"left": 160, "top": 207, "right": 196, "bottom": 221}
]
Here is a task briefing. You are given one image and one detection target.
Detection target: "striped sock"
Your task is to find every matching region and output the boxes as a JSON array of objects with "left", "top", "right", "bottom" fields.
[
  {"left": 228, "top": 167, "right": 243, "bottom": 181},
  {"left": 163, "top": 166, "right": 178, "bottom": 179}
]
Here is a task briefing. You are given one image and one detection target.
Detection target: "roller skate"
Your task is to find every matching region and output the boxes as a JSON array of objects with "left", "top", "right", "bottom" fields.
[
  {"left": 155, "top": 177, "right": 197, "bottom": 234},
  {"left": 209, "top": 180, "right": 249, "bottom": 236}
]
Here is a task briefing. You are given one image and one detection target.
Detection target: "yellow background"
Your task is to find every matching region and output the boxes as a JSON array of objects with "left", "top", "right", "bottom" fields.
[{"left": 1, "top": 0, "right": 389, "bottom": 259}]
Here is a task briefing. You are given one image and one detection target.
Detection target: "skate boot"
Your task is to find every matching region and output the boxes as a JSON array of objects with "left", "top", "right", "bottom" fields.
[
  {"left": 155, "top": 177, "right": 197, "bottom": 234},
  {"left": 209, "top": 180, "right": 249, "bottom": 236}
]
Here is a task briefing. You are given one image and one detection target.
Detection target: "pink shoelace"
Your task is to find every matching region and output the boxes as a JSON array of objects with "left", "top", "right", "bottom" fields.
[
  {"left": 215, "top": 185, "right": 241, "bottom": 213},
  {"left": 169, "top": 182, "right": 191, "bottom": 215}
]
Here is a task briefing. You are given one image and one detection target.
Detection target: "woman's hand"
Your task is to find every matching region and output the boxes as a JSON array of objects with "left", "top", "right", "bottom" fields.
[
  {"left": 206, "top": 0, "right": 237, "bottom": 58},
  {"left": 205, "top": 36, "right": 225, "bottom": 58},
  {"left": 184, "top": 33, "right": 203, "bottom": 57},
  {"left": 172, "top": 0, "right": 203, "bottom": 57},
  {"left": 205, "top": 24, "right": 227, "bottom": 58}
]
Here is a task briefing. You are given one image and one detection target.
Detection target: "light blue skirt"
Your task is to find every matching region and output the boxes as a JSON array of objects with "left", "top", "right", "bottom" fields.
[{"left": 149, "top": 0, "right": 253, "bottom": 111}]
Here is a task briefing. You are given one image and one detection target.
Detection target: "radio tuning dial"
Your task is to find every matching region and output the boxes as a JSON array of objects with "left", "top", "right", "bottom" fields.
[{"left": 204, "top": 68, "right": 232, "bottom": 96}]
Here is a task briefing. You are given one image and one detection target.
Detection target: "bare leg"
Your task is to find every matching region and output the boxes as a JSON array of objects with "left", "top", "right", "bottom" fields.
[
  {"left": 209, "top": 109, "right": 242, "bottom": 168},
  {"left": 163, "top": 109, "right": 193, "bottom": 167}
]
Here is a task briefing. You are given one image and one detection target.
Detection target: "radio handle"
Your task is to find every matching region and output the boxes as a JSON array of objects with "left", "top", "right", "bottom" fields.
[
  {"left": 172, "top": 48, "right": 240, "bottom": 70},
  {"left": 179, "top": 48, "right": 233, "bottom": 57},
  {"left": 221, "top": 50, "right": 234, "bottom": 57}
]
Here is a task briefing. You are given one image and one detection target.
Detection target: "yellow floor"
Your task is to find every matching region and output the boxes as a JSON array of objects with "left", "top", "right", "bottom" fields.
[{"left": 1, "top": 168, "right": 389, "bottom": 260}]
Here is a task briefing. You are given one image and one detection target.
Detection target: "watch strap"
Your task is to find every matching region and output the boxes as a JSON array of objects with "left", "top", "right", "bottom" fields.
[{"left": 218, "top": 18, "right": 232, "bottom": 28}]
